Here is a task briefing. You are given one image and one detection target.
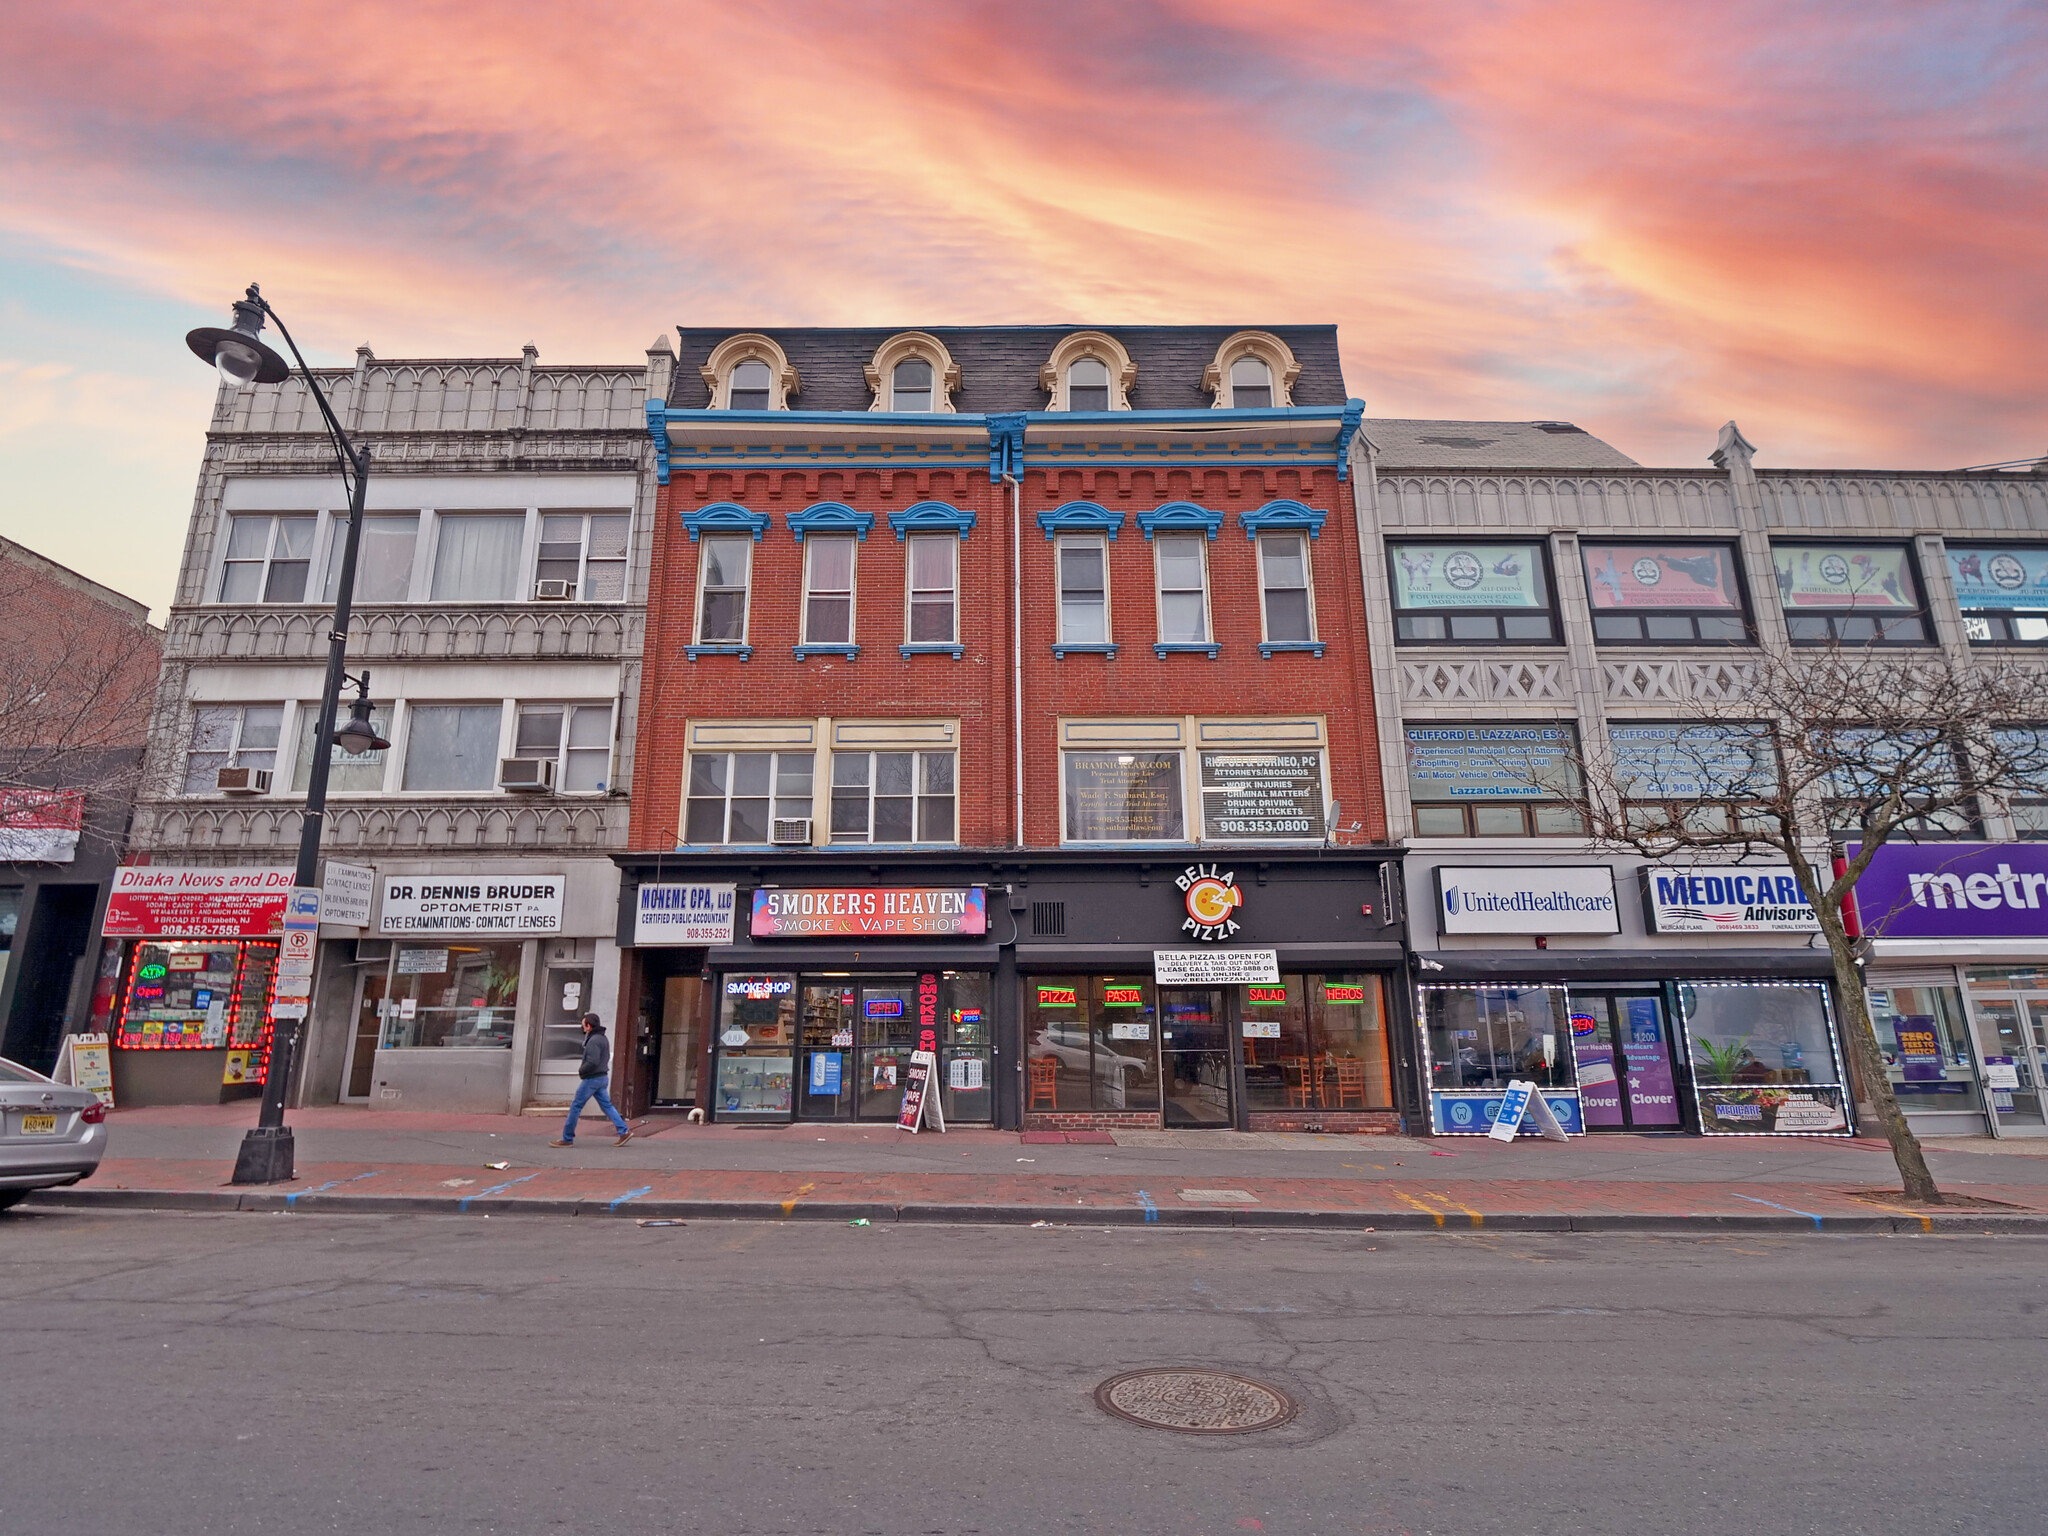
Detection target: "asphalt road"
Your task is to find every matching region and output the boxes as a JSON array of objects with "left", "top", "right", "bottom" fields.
[{"left": 2, "top": 1211, "right": 2043, "bottom": 1535}]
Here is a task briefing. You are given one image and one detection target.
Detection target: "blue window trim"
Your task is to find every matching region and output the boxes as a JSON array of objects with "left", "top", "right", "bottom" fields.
[
  {"left": 793, "top": 643, "right": 860, "bottom": 660},
  {"left": 1036, "top": 502, "right": 1124, "bottom": 541},
  {"left": 900, "top": 643, "right": 965, "bottom": 659},
  {"left": 1051, "top": 642, "right": 1119, "bottom": 659},
  {"left": 681, "top": 502, "right": 771, "bottom": 542},
  {"left": 1240, "top": 499, "right": 1328, "bottom": 540},
  {"left": 788, "top": 501, "right": 874, "bottom": 542},
  {"left": 1136, "top": 501, "right": 1224, "bottom": 541},
  {"left": 1154, "top": 642, "right": 1221, "bottom": 660},
  {"left": 887, "top": 502, "right": 977, "bottom": 541},
  {"left": 685, "top": 644, "right": 753, "bottom": 662},
  {"left": 1259, "top": 640, "right": 1327, "bottom": 659}
]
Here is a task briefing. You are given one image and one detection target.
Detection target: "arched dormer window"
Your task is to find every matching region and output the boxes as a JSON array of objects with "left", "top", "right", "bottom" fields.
[
  {"left": 1202, "top": 331, "right": 1301, "bottom": 409},
  {"left": 699, "top": 333, "right": 800, "bottom": 410},
  {"left": 1039, "top": 331, "right": 1137, "bottom": 411},
  {"left": 864, "top": 332, "right": 961, "bottom": 413}
]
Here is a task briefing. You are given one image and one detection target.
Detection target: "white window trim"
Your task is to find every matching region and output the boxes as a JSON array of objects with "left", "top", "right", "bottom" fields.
[
  {"left": 1056, "top": 534, "right": 1113, "bottom": 646},
  {"left": 214, "top": 513, "right": 318, "bottom": 605},
  {"left": 1201, "top": 330, "right": 1302, "bottom": 408},
  {"left": 699, "top": 333, "right": 800, "bottom": 410},
  {"left": 1152, "top": 534, "right": 1213, "bottom": 646},
  {"left": 534, "top": 510, "right": 633, "bottom": 602},
  {"left": 684, "top": 748, "right": 817, "bottom": 845},
  {"left": 801, "top": 534, "right": 859, "bottom": 647},
  {"left": 904, "top": 534, "right": 959, "bottom": 645},
  {"left": 1256, "top": 531, "right": 1317, "bottom": 644},
  {"left": 388, "top": 699, "right": 511, "bottom": 796},
  {"left": 183, "top": 702, "right": 287, "bottom": 795},
  {"left": 827, "top": 748, "right": 960, "bottom": 846},
  {"left": 1038, "top": 331, "right": 1137, "bottom": 411},
  {"left": 1054, "top": 716, "right": 1331, "bottom": 846},
  {"left": 512, "top": 699, "right": 619, "bottom": 795},
  {"left": 693, "top": 532, "right": 753, "bottom": 646},
  {"left": 864, "top": 332, "right": 961, "bottom": 413}
]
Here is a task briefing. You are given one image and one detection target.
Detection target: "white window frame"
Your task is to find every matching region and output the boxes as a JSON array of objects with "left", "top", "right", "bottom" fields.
[
  {"left": 1228, "top": 355, "right": 1274, "bottom": 408},
  {"left": 1057, "top": 748, "right": 1191, "bottom": 845},
  {"left": 1256, "top": 532, "right": 1316, "bottom": 644},
  {"left": 889, "top": 357, "right": 935, "bottom": 412},
  {"left": 512, "top": 700, "right": 618, "bottom": 794},
  {"left": 1057, "top": 535, "right": 1111, "bottom": 645},
  {"left": 694, "top": 533, "right": 754, "bottom": 645},
  {"left": 183, "top": 703, "right": 285, "bottom": 794},
  {"left": 287, "top": 696, "right": 394, "bottom": 796},
  {"left": 1152, "top": 534, "right": 1212, "bottom": 645},
  {"left": 904, "top": 534, "right": 958, "bottom": 646},
  {"left": 726, "top": 359, "right": 774, "bottom": 410},
  {"left": 216, "top": 514, "right": 318, "bottom": 604},
  {"left": 682, "top": 750, "right": 816, "bottom": 844},
  {"left": 424, "top": 510, "right": 536, "bottom": 604},
  {"left": 533, "top": 510, "right": 632, "bottom": 602},
  {"left": 319, "top": 510, "right": 425, "bottom": 605},
  {"left": 1055, "top": 717, "right": 1331, "bottom": 846},
  {"left": 396, "top": 700, "right": 509, "bottom": 795},
  {"left": 801, "top": 534, "right": 858, "bottom": 647},
  {"left": 1066, "top": 356, "right": 1112, "bottom": 412},
  {"left": 828, "top": 750, "right": 959, "bottom": 845}
]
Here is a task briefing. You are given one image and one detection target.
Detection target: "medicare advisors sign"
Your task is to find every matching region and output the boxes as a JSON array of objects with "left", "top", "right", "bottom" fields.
[
  {"left": 1435, "top": 866, "right": 1619, "bottom": 935},
  {"left": 1642, "top": 865, "right": 1818, "bottom": 935},
  {"left": 1849, "top": 842, "right": 2048, "bottom": 940}
]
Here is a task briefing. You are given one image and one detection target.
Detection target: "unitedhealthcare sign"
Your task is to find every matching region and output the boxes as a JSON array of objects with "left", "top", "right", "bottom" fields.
[
  {"left": 1850, "top": 842, "right": 2048, "bottom": 940},
  {"left": 1436, "top": 866, "right": 1620, "bottom": 935}
]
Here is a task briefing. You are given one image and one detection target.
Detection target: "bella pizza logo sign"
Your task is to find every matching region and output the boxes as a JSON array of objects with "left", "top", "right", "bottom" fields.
[{"left": 1177, "top": 863, "right": 1244, "bottom": 941}]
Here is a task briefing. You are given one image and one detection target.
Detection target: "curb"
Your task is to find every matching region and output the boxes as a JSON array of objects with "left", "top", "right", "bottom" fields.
[{"left": 21, "top": 1186, "right": 2048, "bottom": 1234}]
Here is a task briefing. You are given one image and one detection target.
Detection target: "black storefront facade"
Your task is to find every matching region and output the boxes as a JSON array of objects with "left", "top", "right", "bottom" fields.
[{"left": 613, "top": 848, "right": 1413, "bottom": 1133}]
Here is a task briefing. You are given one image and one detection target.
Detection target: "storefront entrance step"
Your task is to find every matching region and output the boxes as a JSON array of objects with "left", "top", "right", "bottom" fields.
[{"left": 1018, "top": 1131, "right": 1069, "bottom": 1144}]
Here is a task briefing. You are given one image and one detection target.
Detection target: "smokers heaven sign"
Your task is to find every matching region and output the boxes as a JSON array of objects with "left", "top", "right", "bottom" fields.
[{"left": 750, "top": 887, "right": 987, "bottom": 938}]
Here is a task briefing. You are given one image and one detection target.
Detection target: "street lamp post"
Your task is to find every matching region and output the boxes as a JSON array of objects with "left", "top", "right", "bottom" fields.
[{"left": 187, "top": 285, "right": 388, "bottom": 1185}]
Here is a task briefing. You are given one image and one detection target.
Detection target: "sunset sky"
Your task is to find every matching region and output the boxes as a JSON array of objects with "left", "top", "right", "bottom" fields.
[{"left": 2, "top": 1, "right": 2042, "bottom": 615}]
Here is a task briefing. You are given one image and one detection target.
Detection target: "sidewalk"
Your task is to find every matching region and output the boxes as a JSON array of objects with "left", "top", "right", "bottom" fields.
[{"left": 24, "top": 1103, "right": 2048, "bottom": 1233}]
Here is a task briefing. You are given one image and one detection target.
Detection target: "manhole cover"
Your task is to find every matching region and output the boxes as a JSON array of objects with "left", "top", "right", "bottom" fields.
[{"left": 1094, "top": 1369, "right": 1299, "bottom": 1433}]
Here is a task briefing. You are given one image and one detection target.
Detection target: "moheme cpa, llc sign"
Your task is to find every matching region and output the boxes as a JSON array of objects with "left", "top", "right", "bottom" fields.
[
  {"left": 1642, "top": 865, "right": 1818, "bottom": 934},
  {"left": 635, "top": 882, "right": 737, "bottom": 945},
  {"left": 379, "top": 874, "right": 565, "bottom": 935},
  {"left": 751, "top": 887, "right": 986, "bottom": 939},
  {"left": 1436, "top": 866, "right": 1618, "bottom": 935}
]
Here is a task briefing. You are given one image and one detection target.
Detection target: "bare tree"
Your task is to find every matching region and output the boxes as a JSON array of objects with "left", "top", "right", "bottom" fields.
[{"left": 1536, "top": 643, "right": 2048, "bottom": 1203}]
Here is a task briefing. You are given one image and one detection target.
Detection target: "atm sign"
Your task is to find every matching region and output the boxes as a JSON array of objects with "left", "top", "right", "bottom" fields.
[{"left": 1037, "top": 987, "right": 1078, "bottom": 1008}]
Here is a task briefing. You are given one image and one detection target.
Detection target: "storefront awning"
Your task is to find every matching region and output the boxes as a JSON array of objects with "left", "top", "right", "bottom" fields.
[
  {"left": 1016, "top": 941, "right": 1406, "bottom": 970},
  {"left": 706, "top": 942, "right": 1003, "bottom": 971},
  {"left": 1413, "top": 949, "right": 1834, "bottom": 982}
]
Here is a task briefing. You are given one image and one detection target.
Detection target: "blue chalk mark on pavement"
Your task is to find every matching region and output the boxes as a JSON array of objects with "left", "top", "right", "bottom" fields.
[
  {"left": 608, "top": 1185, "right": 655, "bottom": 1212},
  {"left": 1136, "top": 1189, "right": 1159, "bottom": 1223},
  {"left": 1730, "top": 1193, "right": 1824, "bottom": 1230},
  {"left": 284, "top": 1170, "right": 380, "bottom": 1209},
  {"left": 460, "top": 1172, "right": 540, "bottom": 1212}
]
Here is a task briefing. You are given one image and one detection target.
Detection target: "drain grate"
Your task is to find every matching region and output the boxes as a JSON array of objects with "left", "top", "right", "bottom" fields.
[{"left": 1094, "top": 1369, "right": 1299, "bottom": 1434}]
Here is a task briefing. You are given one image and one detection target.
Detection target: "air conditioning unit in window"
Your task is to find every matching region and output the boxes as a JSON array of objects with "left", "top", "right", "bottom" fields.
[
  {"left": 216, "top": 766, "right": 272, "bottom": 795},
  {"left": 533, "top": 579, "right": 574, "bottom": 600},
  {"left": 771, "top": 817, "right": 812, "bottom": 845},
  {"left": 498, "top": 757, "right": 555, "bottom": 791}
]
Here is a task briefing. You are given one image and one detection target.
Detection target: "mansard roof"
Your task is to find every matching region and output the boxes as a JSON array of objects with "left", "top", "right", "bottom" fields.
[{"left": 1365, "top": 418, "right": 1642, "bottom": 471}]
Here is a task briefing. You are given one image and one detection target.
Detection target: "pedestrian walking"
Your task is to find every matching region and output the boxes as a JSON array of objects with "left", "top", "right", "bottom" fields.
[{"left": 550, "top": 1013, "right": 633, "bottom": 1146}]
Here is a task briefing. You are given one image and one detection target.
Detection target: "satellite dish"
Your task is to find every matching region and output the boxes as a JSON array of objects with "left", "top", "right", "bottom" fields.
[{"left": 1324, "top": 800, "right": 1340, "bottom": 842}]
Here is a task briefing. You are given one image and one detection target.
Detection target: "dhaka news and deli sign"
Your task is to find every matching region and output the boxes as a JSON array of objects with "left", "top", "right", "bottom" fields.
[
  {"left": 750, "top": 887, "right": 987, "bottom": 939},
  {"left": 1848, "top": 842, "right": 2048, "bottom": 939}
]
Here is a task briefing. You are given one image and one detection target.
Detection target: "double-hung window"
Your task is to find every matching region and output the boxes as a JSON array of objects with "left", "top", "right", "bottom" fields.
[
  {"left": 1949, "top": 547, "right": 2048, "bottom": 644},
  {"left": 1229, "top": 356, "right": 1273, "bottom": 408},
  {"left": 184, "top": 705, "right": 283, "bottom": 793},
  {"left": 1154, "top": 535, "right": 1210, "bottom": 645},
  {"left": 513, "top": 703, "right": 614, "bottom": 792},
  {"left": 684, "top": 752, "right": 814, "bottom": 843},
  {"left": 1390, "top": 542, "right": 1556, "bottom": 642},
  {"left": 802, "top": 535, "right": 856, "bottom": 646},
  {"left": 1067, "top": 357, "right": 1110, "bottom": 411},
  {"left": 322, "top": 513, "right": 419, "bottom": 603},
  {"left": 728, "top": 360, "right": 772, "bottom": 410},
  {"left": 906, "top": 535, "right": 956, "bottom": 643},
  {"left": 1058, "top": 537, "right": 1109, "bottom": 645},
  {"left": 429, "top": 513, "right": 526, "bottom": 602},
  {"left": 535, "top": 512, "right": 630, "bottom": 601},
  {"left": 696, "top": 535, "right": 752, "bottom": 644},
  {"left": 891, "top": 359, "right": 933, "bottom": 412},
  {"left": 292, "top": 701, "right": 391, "bottom": 793},
  {"left": 1582, "top": 543, "right": 1749, "bottom": 642},
  {"left": 401, "top": 704, "right": 504, "bottom": 792},
  {"left": 830, "top": 752, "right": 956, "bottom": 843},
  {"left": 1257, "top": 534, "right": 1314, "bottom": 643},
  {"left": 1773, "top": 544, "right": 1929, "bottom": 644},
  {"left": 218, "top": 515, "right": 315, "bottom": 602}
]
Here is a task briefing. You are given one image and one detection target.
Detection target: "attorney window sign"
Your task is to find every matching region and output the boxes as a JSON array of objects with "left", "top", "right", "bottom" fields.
[{"left": 1198, "top": 752, "right": 1325, "bottom": 841}]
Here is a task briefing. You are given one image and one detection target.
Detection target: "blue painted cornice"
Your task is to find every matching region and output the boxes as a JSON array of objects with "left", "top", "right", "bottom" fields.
[
  {"left": 1136, "top": 501, "right": 1224, "bottom": 541},
  {"left": 1240, "top": 499, "right": 1328, "bottom": 539},
  {"left": 1335, "top": 398, "right": 1366, "bottom": 481},
  {"left": 788, "top": 501, "right": 875, "bottom": 541},
  {"left": 1036, "top": 502, "right": 1124, "bottom": 541},
  {"left": 646, "top": 399, "right": 673, "bottom": 485},
  {"left": 681, "top": 502, "right": 771, "bottom": 541},
  {"left": 987, "top": 412, "right": 1026, "bottom": 482},
  {"left": 887, "top": 501, "right": 977, "bottom": 541}
]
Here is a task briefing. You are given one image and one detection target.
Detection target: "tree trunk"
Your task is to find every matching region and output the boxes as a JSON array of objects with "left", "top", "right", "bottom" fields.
[{"left": 1820, "top": 919, "right": 1942, "bottom": 1203}]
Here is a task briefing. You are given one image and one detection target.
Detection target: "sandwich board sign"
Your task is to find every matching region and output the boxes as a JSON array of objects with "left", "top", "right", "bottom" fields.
[
  {"left": 897, "top": 1049, "right": 946, "bottom": 1134},
  {"left": 1488, "top": 1078, "right": 1570, "bottom": 1142},
  {"left": 53, "top": 1032, "right": 114, "bottom": 1109}
]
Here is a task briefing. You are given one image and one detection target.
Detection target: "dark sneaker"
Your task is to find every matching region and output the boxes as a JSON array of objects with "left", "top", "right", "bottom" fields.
[
  {"left": 614, "top": 1131, "right": 633, "bottom": 1146},
  {"left": 549, "top": 1138, "right": 573, "bottom": 1147}
]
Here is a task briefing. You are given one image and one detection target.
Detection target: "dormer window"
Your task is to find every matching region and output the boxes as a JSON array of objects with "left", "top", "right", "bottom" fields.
[
  {"left": 892, "top": 358, "right": 933, "bottom": 412},
  {"left": 1068, "top": 358, "right": 1110, "bottom": 412},
  {"left": 1229, "top": 357, "right": 1273, "bottom": 409},
  {"left": 728, "top": 360, "right": 772, "bottom": 410}
]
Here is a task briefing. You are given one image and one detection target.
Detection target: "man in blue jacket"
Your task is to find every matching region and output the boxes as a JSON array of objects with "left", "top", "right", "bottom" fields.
[{"left": 550, "top": 1013, "right": 633, "bottom": 1147}]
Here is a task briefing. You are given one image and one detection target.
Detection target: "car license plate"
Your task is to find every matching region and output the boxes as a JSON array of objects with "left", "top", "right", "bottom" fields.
[{"left": 20, "top": 1114, "right": 58, "bottom": 1135}]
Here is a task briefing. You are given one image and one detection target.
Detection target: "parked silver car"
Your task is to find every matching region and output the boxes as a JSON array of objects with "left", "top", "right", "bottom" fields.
[{"left": 0, "top": 1055, "right": 106, "bottom": 1210}]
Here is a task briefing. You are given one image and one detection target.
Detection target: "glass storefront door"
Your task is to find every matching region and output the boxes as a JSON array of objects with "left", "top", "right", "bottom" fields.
[
  {"left": 1962, "top": 970, "right": 2048, "bottom": 1134},
  {"left": 1569, "top": 991, "right": 1683, "bottom": 1131},
  {"left": 1159, "top": 987, "right": 1233, "bottom": 1128}
]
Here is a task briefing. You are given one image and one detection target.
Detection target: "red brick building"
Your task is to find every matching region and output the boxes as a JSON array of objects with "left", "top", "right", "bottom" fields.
[{"left": 617, "top": 326, "right": 1408, "bottom": 1132}]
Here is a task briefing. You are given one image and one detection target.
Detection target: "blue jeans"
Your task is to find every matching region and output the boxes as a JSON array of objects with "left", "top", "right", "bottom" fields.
[{"left": 562, "top": 1074, "right": 629, "bottom": 1141}]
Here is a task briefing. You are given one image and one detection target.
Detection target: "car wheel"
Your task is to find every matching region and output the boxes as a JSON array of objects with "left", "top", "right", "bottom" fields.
[{"left": 0, "top": 1192, "right": 26, "bottom": 1213}]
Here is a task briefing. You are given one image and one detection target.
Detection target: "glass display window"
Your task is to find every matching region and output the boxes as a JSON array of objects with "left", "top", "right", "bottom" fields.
[
  {"left": 1865, "top": 981, "right": 1983, "bottom": 1118},
  {"left": 115, "top": 939, "right": 279, "bottom": 1085},
  {"left": 379, "top": 942, "right": 523, "bottom": 1049},
  {"left": 1677, "top": 981, "right": 1852, "bottom": 1135},
  {"left": 1581, "top": 543, "right": 1749, "bottom": 643},
  {"left": 1421, "top": 985, "right": 1573, "bottom": 1093},
  {"left": 1243, "top": 974, "right": 1393, "bottom": 1112},
  {"left": 1388, "top": 541, "right": 1557, "bottom": 643},
  {"left": 714, "top": 973, "right": 798, "bottom": 1118},
  {"left": 1027, "top": 975, "right": 1161, "bottom": 1112}
]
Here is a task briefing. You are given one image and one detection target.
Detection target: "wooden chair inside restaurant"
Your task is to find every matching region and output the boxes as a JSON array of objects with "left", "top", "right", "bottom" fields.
[
  {"left": 1331, "top": 1056, "right": 1368, "bottom": 1108},
  {"left": 1028, "top": 1055, "right": 1059, "bottom": 1111},
  {"left": 1278, "top": 1056, "right": 1313, "bottom": 1108}
]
